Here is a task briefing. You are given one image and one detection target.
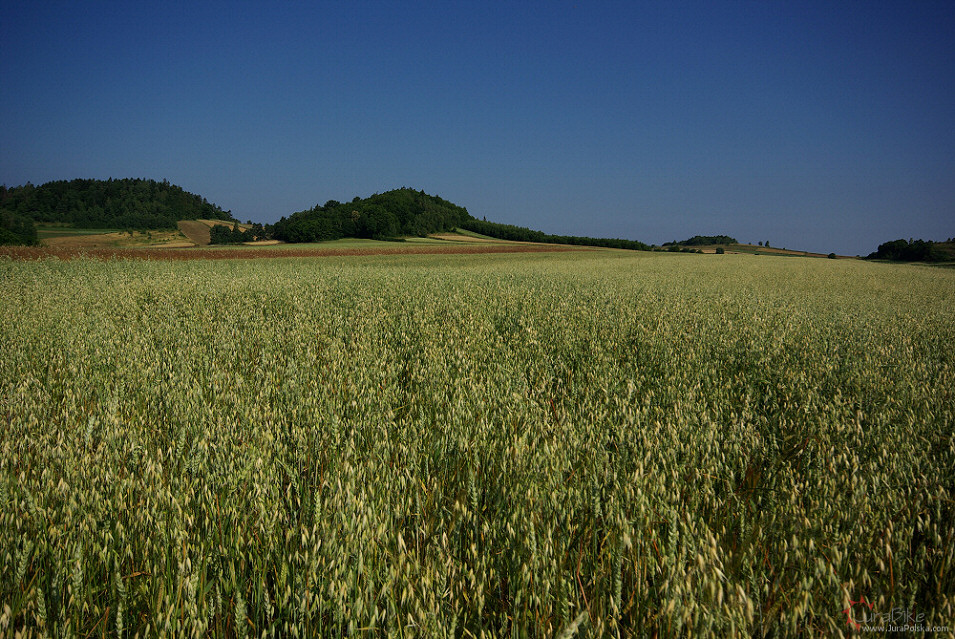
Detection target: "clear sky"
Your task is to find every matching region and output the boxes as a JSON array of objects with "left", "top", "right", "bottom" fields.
[{"left": 2, "top": 1, "right": 952, "bottom": 255}]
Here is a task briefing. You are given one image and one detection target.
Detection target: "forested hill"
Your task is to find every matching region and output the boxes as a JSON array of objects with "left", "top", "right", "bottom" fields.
[
  {"left": 0, "top": 178, "right": 233, "bottom": 231},
  {"left": 663, "top": 235, "right": 738, "bottom": 247},
  {"left": 272, "top": 187, "right": 651, "bottom": 250},
  {"left": 271, "top": 188, "right": 471, "bottom": 242},
  {"left": 865, "top": 237, "right": 955, "bottom": 263}
]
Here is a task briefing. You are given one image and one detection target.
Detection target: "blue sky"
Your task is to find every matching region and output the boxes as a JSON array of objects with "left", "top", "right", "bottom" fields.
[{"left": 2, "top": 1, "right": 952, "bottom": 255}]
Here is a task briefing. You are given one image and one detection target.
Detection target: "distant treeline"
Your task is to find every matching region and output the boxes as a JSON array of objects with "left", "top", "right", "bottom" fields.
[
  {"left": 663, "top": 235, "right": 738, "bottom": 246},
  {"left": 271, "top": 188, "right": 471, "bottom": 242},
  {"left": 0, "top": 179, "right": 233, "bottom": 235},
  {"left": 459, "top": 219, "right": 650, "bottom": 251},
  {"left": 866, "top": 238, "right": 954, "bottom": 263}
]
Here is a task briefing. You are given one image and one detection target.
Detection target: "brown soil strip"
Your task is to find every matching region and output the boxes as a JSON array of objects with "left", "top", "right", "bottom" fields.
[{"left": 1, "top": 243, "right": 588, "bottom": 262}]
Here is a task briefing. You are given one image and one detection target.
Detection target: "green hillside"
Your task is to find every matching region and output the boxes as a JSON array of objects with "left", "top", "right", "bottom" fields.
[
  {"left": 272, "top": 188, "right": 653, "bottom": 250},
  {"left": 3, "top": 180, "right": 654, "bottom": 251},
  {"left": 271, "top": 188, "right": 471, "bottom": 242},
  {"left": 0, "top": 179, "right": 233, "bottom": 243},
  {"left": 663, "top": 235, "right": 738, "bottom": 247}
]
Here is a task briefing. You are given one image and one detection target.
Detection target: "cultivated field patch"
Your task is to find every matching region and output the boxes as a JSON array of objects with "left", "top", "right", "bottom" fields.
[
  {"left": 1, "top": 253, "right": 952, "bottom": 636},
  {"left": 176, "top": 220, "right": 212, "bottom": 246}
]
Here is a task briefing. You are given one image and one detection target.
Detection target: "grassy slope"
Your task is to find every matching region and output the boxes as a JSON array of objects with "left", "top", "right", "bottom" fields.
[
  {"left": 681, "top": 243, "right": 846, "bottom": 257},
  {"left": 39, "top": 228, "right": 193, "bottom": 248},
  {"left": 37, "top": 220, "right": 258, "bottom": 248},
  {"left": 451, "top": 227, "right": 504, "bottom": 241},
  {"left": 176, "top": 220, "right": 212, "bottom": 245},
  {"left": 198, "top": 232, "right": 522, "bottom": 252},
  {"left": 35, "top": 225, "right": 125, "bottom": 239},
  {"left": 179, "top": 220, "right": 255, "bottom": 246},
  {"left": 197, "top": 236, "right": 457, "bottom": 251}
]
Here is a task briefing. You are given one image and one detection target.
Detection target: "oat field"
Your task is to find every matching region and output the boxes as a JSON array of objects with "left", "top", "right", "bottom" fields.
[{"left": 1, "top": 252, "right": 953, "bottom": 637}]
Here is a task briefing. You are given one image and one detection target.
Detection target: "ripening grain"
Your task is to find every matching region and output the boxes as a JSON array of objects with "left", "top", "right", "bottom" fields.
[{"left": 1, "top": 252, "right": 953, "bottom": 637}]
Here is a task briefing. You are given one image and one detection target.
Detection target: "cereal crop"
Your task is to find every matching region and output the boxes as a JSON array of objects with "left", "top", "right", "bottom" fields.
[{"left": 1, "top": 252, "right": 953, "bottom": 637}]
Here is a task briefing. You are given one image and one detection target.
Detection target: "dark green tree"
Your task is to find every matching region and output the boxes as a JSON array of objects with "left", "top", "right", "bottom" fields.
[
  {"left": 866, "top": 238, "right": 945, "bottom": 262},
  {"left": 0, "top": 209, "right": 38, "bottom": 245}
]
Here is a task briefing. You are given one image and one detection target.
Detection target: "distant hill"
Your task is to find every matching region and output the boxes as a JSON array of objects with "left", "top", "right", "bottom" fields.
[
  {"left": 271, "top": 188, "right": 471, "bottom": 242},
  {"left": 272, "top": 188, "right": 652, "bottom": 250},
  {"left": 3, "top": 181, "right": 658, "bottom": 251},
  {"left": 663, "top": 235, "right": 738, "bottom": 247},
  {"left": 0, "top": 179, "right": 234, "bottom": 242},
  {"left": 866, "top": 237, "right": 955, "bottom": 263}
]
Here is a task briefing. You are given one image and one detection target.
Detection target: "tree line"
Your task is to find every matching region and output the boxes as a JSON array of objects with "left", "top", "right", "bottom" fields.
[
  {"left": 0, "top": 207, "right": 38, "bottom": 245},
  {"left": 866, "top": 238, "right": 952, "bottom": 262},
  {"left": 459, "top": 219, "right": 650, "bottom": 251},
  {"left": 0, "top": 178, "right": 233, "bottom": 243},
  {"left": 662, "top": 235, "right": 738, "bottom": 247}
]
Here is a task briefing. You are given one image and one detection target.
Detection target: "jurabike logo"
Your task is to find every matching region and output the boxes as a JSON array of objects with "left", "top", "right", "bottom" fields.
[
  {"left": 841, "top": 595, "right": 949, "bottom": 633},
  {"left": 843, "top": 596, "right": 873, "bottom": 630}
]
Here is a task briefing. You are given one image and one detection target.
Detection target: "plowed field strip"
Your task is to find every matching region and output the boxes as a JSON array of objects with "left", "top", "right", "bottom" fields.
[{"left": 1, "top": 243, "right": 590, "bottom": 261}]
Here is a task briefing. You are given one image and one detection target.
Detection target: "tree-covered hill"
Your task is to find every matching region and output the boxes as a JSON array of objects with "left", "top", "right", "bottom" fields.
[
  {"left": 271, "top": 188, "right": 471, "bottom": 242},
  {"left": 2, "top": 180, "right": 657, "bottom": 251},
  {"left": 663, "top": 235, "right": 738, "bottom": 247},
  {"left": 0, "top": 179, "right": 234, "bottom": 235},
  {"left": 865, "top": 238, "right": 954, "bottom": 263},
  {"left": 272, "top": 188, "right": 652, "bottom": 250}
]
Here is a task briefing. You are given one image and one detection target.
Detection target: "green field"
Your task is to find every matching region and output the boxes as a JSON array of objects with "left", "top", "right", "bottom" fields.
[
  {"left": 1, "top": 252, "right": 953, "bottom": 636},
  {"left": 35, "top": 225, "right": 124, "bottom": 239},
  {"left": 452, "top": 227, "right": 503, "bottom": 241}
]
